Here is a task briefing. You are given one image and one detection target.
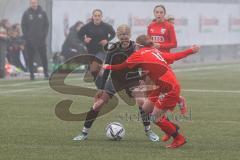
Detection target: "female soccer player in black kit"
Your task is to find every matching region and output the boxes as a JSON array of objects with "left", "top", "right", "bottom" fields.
[
  {"left": 73, "top": 24, "right": 159, "bottom": 142},
  {"left": 78, "top": 9, "right": 115, "bottom": 79}
]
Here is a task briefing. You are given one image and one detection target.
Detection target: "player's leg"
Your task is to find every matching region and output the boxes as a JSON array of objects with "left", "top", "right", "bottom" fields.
[
  {"left": 161, "top": 115, "right": 180, "bottom": 142},
  {"left": 90, "top": 52, "right": 106, "bottom": 80},
  {"left": 73, "top": 79, "right": 115, "bottom": 141},
  {"left": 38, "top": 44, "right": 49, "bottom": 79},
  {"left": 132, "top": 87, "right": 159, "bottom": 142},
  {"left": 153, "top": 86, "right": 187, "bottom": 148},
  {"left": 73, "top": 90, "right": 110, "bottom": 141},
  {"left": 26, "top": 43, "right": 35, "bottom": 80},
  {"left": 178, "top": 96, "right": 187, "bottom": 115}
]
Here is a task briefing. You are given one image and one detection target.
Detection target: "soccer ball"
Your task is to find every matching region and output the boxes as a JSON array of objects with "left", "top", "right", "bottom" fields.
[{"left": 105, "top": 122, "right": 125, "bottom": 140}]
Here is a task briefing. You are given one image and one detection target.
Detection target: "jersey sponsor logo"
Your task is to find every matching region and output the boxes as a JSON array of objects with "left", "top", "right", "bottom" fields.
[{"left": 151, "top": 35, "right": 165, "bottom": 43}]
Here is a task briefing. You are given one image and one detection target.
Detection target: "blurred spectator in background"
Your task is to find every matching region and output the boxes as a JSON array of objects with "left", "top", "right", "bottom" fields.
[
  {"left": 166, "top": 15, "right": 175, "bottom": 24},
  {"left": 21, "top": 0, "right": 49, "bottom": 80},
  {"left": 61, "top": 21, "right": 87, "bottom": 60},
  {"left": 0, "top": 21, "right": 9, "bottom": 78},
  {"left": 12, "top": 23, "right": 28, "bottom": 70},
  {"left": 6, "top": 26, "right": 27, "bottom": 71},
  {"left": 12, "top": 23, "right": 23, "bottom": 36},
  {"left": 0, "top": 19, "right": 11, "bottom": 33}
]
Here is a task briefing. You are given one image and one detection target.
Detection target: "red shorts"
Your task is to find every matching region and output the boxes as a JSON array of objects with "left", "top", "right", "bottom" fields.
[{"left": 147, "top": 82, "right": 180, "bottom": 110}]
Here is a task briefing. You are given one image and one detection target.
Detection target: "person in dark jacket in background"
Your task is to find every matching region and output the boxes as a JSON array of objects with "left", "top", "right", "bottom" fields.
[
  {"left": 61, "top": 21, "right": 87, "bottom": 60},
  {"left": 78, "top": 9, "right": 115, "bottom": 80},
  {"left": 21, "top": 0, "right": 49, "bottom": 80}
]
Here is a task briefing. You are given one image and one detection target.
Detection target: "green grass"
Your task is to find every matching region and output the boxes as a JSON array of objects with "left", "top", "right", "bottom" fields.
[{"left": 0, "top": 63, "right": 240, "bottom": 160}]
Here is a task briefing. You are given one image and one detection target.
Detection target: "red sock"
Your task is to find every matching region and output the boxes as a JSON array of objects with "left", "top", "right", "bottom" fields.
[{"left": 155, "top": 118, "right": 178, "bottom": 137}]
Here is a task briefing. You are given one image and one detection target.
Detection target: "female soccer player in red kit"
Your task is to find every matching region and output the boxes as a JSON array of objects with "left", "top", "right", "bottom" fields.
[
  {"left": 147, "top": 5, "right": 177, "bottom": 53},
  {"left": 103, "top": 35, "right": 200, "bottom": 148},
  {"left": 148, "top": 5, "right": 188, "bottom": 117}
]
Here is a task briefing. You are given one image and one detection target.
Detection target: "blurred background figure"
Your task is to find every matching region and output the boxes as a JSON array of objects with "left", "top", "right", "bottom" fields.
[
  {"left": 166, "top": 15, "right": 175, "bottom": 24},
  {"left": 21, "top": 0, "right": 49, "bottom": 80},
  {"left": 6, "top": 25, "right": 27, "bottom": 72},
  {"left": 0, "top": 19, "right": 11, "bottom": 33},
  {"left": 0, "top": 20, "right": 9, "bottom": 78},
  {"left": 61, "top": 21, "right": 87, "bottom": 61}
]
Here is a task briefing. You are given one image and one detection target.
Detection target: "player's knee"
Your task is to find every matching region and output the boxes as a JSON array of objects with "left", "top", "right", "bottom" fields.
[
  {"left": 93, "top": 100, "right": 105, "bottom": 111},
  {"left": 148, "top": 96, "right": 158, "bottom": 104},
  {"left": 136, "top": 98, "right": 144, "bottom": 107}
]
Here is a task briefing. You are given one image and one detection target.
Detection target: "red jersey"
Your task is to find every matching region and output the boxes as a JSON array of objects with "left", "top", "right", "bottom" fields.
[
  {"left": 104, "top": 47, "right": 194, "bottom": 85},
  {"left": 147, "top": 20, "right": 177, "bottom": 52}
]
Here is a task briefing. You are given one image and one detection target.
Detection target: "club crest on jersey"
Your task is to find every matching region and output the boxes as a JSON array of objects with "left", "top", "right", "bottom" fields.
[{"left": 161, "top": 28, "right": 166, "bottom": 34}]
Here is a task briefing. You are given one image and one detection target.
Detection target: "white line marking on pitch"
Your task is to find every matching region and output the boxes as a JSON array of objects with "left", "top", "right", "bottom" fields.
[
  {"left": 0, "top": 63, "right": 239, "bottom": 88},
  {"left": 182, "top": 89, "right": 240, "bottom": 94},
  {"left": 0, "top": 80, "right": 47, "bottom": 87},
  {"left": 174, "top": 64, "right": 238, "bottom": 72},
  {"left": 0, "top": 87, "right": 48, "bottom": 94}
]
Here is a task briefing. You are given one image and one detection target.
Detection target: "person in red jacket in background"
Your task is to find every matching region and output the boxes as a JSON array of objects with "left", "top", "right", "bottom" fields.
[
  {"left": 103, "top": 35, "right": 200, "bottom": 148},
  {"left": 148, "top": 5, "right": 187, "bottom": 118},
  {"left": 147, "top": 5, "right": 177, "bottom": 53}
]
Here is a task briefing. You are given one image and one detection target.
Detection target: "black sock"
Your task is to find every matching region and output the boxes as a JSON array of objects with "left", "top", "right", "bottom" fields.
[
  {"left": 171, "top": 131, "right": 179, "bottom": 138},
  {"left": 165, "top": 116, "right": 179, "bottom": 136},
  {"left": 83, "top": 107, "right": 99, "bottom": 130},
  {"left": 139, "top": 107, "right": 151, "bottom": 128}
]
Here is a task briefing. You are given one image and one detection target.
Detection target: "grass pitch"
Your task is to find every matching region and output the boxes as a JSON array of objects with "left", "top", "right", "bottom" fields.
[{"left": 0, "top": 63, "right": 240, "bottom": 160}]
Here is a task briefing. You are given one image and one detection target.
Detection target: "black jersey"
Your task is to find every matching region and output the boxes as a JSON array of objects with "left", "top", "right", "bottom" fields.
[
  {"left": 100, "top": 41, "right": 141, "bottom": 90},
  {"left": 78, "top": 21, "right": 115, "bottom": 55}
]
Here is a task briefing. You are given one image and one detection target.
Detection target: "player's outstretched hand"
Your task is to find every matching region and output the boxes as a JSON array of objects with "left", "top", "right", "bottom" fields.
[
  {"left": 102, "top": 64, "right": 111, "bottom": 70},
  {"left": 191, "top": 44, "right": 200, "bottom": 53}
]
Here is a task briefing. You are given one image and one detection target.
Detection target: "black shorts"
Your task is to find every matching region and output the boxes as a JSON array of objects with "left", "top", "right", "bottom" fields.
[
  {"left": 95, "top": 76, "right": 139, "bottom": 97},
  {"left": 106, "top": 79, "right": 140, "bottom": 97}
]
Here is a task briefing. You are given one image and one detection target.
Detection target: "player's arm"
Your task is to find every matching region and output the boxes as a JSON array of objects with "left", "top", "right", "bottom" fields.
[
  {"left": 103, "top": 51, "right": 141, "bottom": 71},
  {"left": 147, "top": 25, "right": 151, "bottom": 36},
  {"left": 162, "top": 45, "right": 200, "bottom": 64},
  {"left": 77, "top": 24, "right": 87, "bottom": 42},
  {"left": 103, "top": 61, "right": 129, "bottom": 71}
]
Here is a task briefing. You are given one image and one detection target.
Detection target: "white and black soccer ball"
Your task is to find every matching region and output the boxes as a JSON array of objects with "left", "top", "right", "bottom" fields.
[{"left": 105, "top": 122, "right": 125, "bottom": 140}]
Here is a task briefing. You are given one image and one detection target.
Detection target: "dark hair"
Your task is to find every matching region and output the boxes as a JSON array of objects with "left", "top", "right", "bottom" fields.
[
  {"left": 12, "top": 23, "right": 20, "bottom": 30},
  {"left": 71, "top": 21, "right": 84, "bottom": 30},
  {"left": 92, "top": 9, "right": 103, "bottom": 16},
  {"left": 153, "top": 5, "right": 166, "bottom": 14},
  {"left": 0, "top": 19, "right": 10, "bottom": 29}
]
